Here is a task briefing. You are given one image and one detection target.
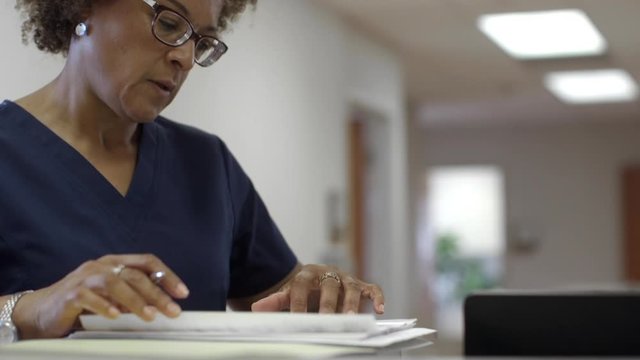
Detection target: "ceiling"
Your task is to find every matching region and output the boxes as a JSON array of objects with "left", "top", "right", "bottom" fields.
[{"left": 316, "top": 0, "right": 640, "bottom": 126}]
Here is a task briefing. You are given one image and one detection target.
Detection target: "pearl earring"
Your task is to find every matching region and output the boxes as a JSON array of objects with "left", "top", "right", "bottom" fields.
[{"left": 75, "top": 22, "right": 88, "bottom": 37}]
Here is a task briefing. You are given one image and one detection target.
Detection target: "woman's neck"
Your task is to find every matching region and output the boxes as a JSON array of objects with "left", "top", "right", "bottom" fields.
[{"left": 16, "top": 64, "right": 139, "bottom": 153}]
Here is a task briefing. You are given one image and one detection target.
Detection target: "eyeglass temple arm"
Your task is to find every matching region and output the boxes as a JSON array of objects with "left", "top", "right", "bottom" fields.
[{"left": 142, "top": 0, "right": 157, "bottom": 9}]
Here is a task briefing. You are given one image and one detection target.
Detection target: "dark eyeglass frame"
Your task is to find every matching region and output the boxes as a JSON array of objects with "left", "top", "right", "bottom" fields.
[{"left": 142, "top": 0, "right": 228, "bottom": 67}]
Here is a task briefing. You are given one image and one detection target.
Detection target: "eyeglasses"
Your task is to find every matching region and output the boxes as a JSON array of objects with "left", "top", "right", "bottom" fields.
[{"left": 141, "top": 0, "right": 228, "bottom": 67}]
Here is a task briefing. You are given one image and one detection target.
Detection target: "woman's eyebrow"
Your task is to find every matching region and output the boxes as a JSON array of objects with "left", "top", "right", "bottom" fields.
[
  {"left": 165, "top": 0, "right": 191, "bottom": 17},
  {"left": 165, "top": 0, "right": 220, "bottom": 35}
]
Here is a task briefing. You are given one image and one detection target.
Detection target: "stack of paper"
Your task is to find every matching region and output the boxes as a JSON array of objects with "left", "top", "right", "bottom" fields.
[{"left": 71, "top": 312, "right": 436, "bottom": 348}]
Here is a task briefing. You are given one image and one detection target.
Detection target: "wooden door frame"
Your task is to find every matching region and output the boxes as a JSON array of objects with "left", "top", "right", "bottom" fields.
[
  {"left": 623, "top": 165, "right": 640, "bottom": 280},
  {"left": 349, "top": 120, "right": 365, "bottom": 279}
]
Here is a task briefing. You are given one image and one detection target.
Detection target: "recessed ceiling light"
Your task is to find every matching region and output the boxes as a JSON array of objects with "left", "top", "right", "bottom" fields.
[
  {"left": 478, "top": 9, "right": 607, "bottom": 59},
  {"left": 544, "top": 69, "right": 639, "bottom": 104}
]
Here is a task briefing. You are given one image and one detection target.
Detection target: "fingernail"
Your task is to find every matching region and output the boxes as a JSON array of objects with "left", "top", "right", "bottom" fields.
[
  {"left": 167, "top": 303, "right": 181, "bottom": 316},
  {"left": 107, "top": 306, "right": 121, "bottom": 318},
  {"left": 143, "top": 306, "right": 157, "bottom": 319},
  {"left": 378, "top": 304, "right": 385, "bottom": 313},
  {"left": 176, "top": 283, "right": 189, "bottom": 297}
]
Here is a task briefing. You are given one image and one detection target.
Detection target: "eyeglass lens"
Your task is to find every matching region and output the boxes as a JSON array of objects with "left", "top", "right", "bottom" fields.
[
  {"left": 154, "top": 11, "right": 191, "bottom": 45},
  {"left": 153, "top": 10, "right": 225, "bottom": 66}
]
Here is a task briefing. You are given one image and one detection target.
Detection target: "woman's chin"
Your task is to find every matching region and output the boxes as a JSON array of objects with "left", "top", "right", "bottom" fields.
[
  {"left": 129, "top": 112, "right": 160, "bottom": 124},
  {"left": 123, "top": 103, "right": 164, "bottom": 124}
]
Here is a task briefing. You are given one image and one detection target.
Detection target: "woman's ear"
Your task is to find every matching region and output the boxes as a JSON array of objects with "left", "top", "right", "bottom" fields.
[
  {"left": 72, "top": 0, "right": 97, "bottom": 38},
  {"left": 76, "top": 1, "right": 94, "bottom": 24}
]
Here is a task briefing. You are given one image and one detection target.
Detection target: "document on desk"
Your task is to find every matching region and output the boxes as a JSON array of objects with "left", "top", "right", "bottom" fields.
[{"left": 72, "top": 312, "right": 436, "bottom": 348}]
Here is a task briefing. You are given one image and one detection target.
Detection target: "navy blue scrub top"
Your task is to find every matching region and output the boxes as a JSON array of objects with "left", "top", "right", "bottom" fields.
[{"left": 0, "top": 100, "right": 298, "bottom": 310}]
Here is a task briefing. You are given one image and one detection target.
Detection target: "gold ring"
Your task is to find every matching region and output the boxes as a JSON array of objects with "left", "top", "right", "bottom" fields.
[
  {"left": 319, "top": 271, "right": 341, "bottom": 286},
  {"left": 112, "top": 264, "right": 126, "bottom": 276}
]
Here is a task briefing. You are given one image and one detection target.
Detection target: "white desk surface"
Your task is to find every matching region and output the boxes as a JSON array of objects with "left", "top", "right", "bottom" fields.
[
  {"left": 0, "top": 338, "right": 381, "bottom": 359},
  {"left": 0, "top": 338, "right": 440, "bottom": 359}
]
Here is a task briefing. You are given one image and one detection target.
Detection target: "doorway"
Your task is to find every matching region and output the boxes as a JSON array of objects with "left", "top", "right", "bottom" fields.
[{"left": 425, "top": 165, "right": 506, "bottom": 340}]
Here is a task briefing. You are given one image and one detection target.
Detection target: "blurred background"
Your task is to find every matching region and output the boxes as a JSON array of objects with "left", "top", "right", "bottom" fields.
[{"left": 2, "top": 0, "right": 640, "bottom": 355}]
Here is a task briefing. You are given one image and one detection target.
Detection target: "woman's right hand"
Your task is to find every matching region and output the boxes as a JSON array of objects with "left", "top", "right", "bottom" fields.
[{"left": 12, "top": 254, "right": 189, "bottom": 339}]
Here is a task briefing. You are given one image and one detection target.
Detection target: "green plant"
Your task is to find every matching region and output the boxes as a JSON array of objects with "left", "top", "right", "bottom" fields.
[{"left": 435, "top": 232, "right": 498, "bottom": 301}]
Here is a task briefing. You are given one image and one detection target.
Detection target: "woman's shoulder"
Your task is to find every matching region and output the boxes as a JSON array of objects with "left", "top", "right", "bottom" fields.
[
  {"left": 0, "top": 100, "right": 22, "bottom": 119},
  {"left": 0, "top": 100, "right": 33, "bottom": 133}
]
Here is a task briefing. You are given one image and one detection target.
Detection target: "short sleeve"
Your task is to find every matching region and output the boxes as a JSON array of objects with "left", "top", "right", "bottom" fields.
[{"left": 220, "top": 142, "right": 298, "bottom": 299}]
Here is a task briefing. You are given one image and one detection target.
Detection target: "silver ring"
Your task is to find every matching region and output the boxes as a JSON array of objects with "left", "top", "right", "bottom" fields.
[
  {"left": 112, "top": 264, "right": 126, "bottom": 276},
  {"left": 319, "top": 271, "right": 341, "bottom": 286},
  {"left": 150, "top": 271, "right": 166, "bottom": 285}
]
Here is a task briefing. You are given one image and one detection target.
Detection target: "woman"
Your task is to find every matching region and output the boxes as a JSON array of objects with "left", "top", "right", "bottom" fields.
[{"left": 0, "top": 0, "right": 384, "bottom": 340}]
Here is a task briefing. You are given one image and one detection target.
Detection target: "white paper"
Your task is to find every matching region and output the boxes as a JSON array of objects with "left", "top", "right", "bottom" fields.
[
  {"left": 80, "top": 311, "right": 379, "bottom": 333},
  {"left": 69, "top": 328, "right": 436, "bottom": 348},
  {"left": 373, "top": 318, "right": 417, "bottom": 333},
  {"left": 74, "top": 312, "right": 435, "bottom": 348}
]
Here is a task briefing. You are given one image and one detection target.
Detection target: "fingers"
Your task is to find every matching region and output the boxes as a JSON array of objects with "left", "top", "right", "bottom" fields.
[
  {"left": 362, "top": 283, "right": 385, "bottom": 314},
  {"left": 340, "top": 276, "right": 362, "bottom": 314},
  {"left": 251, "top": 290, "right": 290, "bottom": 312},
  {"left": 288, "top": 270, "right": 315, "bottom": 312},
  {"left": 16, "top": 255, "right": 187, "bottom": 340},
  {"left": 319, "top": 274, "right": 385, "bottom": 315},
  {"left": 117, "top": 267, "right": 182, "bottom": 318},
  {"left": 82, "top": 266, "right": 157, "bottom": 321},
  {"left": 76, "top": 255, "right": 187, "bottom": 321},
  {"left": 256, "top": 264, "right": 386, "bottom": 315},
  {"left": 99, "top": 254, "right": 189, "bottom": 299},
  {"left": 318, "top": 274, "right": 342, "bottom": 314},
  {"left": 68, "top": 287, "right": 121, "bottom": 319}
]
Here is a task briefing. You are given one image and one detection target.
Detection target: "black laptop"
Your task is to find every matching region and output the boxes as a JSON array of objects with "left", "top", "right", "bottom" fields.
[{"left": 464, "top": 290, "right": 640, "bottom": 356}]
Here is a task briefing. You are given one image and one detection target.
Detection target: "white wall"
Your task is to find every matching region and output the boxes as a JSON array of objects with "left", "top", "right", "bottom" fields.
[
  {"left": 414, "top": 121, "right": 640, "bottom": 289},
  {"left": 0, "top": 2, "right": 66, "bottom": 97},
  {"left": 1, "top": 1, "right": 412, "bottom": 316},
  {"left": 344, "top": 30, "right": 411, "bottom": 317}
]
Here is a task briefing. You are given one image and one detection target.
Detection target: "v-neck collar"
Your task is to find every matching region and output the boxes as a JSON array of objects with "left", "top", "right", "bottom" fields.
[{"left": 3, "top": 100, "right": 159, "bottom": 233}]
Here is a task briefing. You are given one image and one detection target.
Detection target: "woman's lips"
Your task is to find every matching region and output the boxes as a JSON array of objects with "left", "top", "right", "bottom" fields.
[{"left": 150, "top": 80, "right": 176, "bottom": 96}]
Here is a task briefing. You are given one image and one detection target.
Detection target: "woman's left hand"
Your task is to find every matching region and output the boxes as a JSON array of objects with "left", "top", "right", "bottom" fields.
[{"left": 250, "top": 264, "right": 384, "bottom": 314}]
